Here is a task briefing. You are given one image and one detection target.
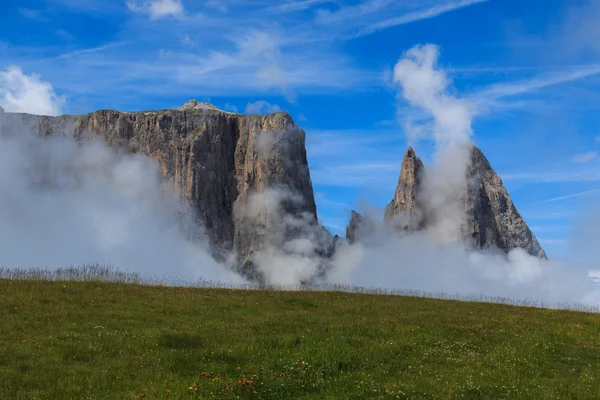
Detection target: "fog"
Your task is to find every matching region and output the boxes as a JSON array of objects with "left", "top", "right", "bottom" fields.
[
  {"left": 2, "top": 48, "right": 600, "bottom": 308},
  {"left": 0, "top": 93, "right": 240, "bottom": 284}
]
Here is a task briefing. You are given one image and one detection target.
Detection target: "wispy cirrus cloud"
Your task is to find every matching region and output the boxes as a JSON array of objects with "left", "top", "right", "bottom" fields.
[
  {"left": 310, "top": 162, "right": 401, "bottom": 188},
  {"left": 353, "top": 0, "right": 489, "bottom": 38},
  {"left": 3, "top": 0, "right": 495, "bottom": 109},
  {"left": 307, "top": 128, "right": 406, "bottom": 189},
  {"left": 315, "top": 0, "right": 397, "bottom": 24},
  {"left": 544, "top": 189, "right": 600, "bottom": 203},
  {"left": 471, "top": 64, "right": 600, "bottom": 104}
]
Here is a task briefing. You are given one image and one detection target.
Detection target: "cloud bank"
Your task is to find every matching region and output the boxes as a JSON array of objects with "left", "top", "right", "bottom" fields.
[{"left": 0, "top": 68, "right": 240, "bottom": 284}]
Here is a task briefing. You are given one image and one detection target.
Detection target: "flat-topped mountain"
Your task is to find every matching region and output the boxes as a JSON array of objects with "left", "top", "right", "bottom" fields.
[{"left": 3, "top": 100, "right": 325, "bottom": 270}]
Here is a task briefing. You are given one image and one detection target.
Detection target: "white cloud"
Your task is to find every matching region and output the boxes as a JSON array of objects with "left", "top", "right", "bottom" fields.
[
  {"left": 327, "top": 229, "right": 600, "bottom": 307},
  {"left": 571, "top": 151, "right": 598, "bottom": 163},
  {"left": 0, "top": 65, "right": 65, "bottom": 116},
  {"left": 0, "top": 117, "right": 241, "bottom": 284},
  {"left": 245, "top": 100, "right": 281, "bottom": 114},
  {"left": 237, "top": 31, "right": 295, "bottom": 100},
  {"left": 127, "top": 0, "right": 184, "bottom": 19},
  {"left": 393, "top": 44, "right": 475, "bottom": 147}
]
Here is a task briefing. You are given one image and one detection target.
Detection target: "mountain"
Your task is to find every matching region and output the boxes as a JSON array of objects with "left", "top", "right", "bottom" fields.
[
  {"left": 383, "top": 145, "right": 547, "bottom": 259},
  {"left": 464, "top": 146, "right": 547, "bottom": 259},
  {"left": 384, "top": 147, "right": 425, "bottom": 231},
  {"left": 4, "top": 100, "right": 327, "bottom": 270}
]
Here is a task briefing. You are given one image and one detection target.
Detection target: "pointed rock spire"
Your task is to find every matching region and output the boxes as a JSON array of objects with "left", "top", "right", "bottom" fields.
[
  {"left": 346, "top": 210, "right": 365, "bottom": 244},
  {"left": 384, "top": 146, "right": 425, "bottom": 231}
]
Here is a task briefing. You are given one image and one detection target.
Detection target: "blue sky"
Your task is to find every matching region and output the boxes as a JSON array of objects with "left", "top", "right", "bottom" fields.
[{"left": 1, "top": 0, "right": 600, "bottom": 259}]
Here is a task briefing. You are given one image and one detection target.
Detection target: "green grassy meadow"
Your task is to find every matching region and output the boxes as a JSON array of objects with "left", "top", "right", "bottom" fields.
[{"left": 1, "top": 278, "right": 600, "bottom": 399}]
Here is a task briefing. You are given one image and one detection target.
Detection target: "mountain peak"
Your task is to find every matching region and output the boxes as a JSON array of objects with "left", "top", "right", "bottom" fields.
[
  {"left": 177, "top": 99, "right": 222, "bottom": 112},
  {"left": 464, "top": 145, "right": 547, "bottom": 259},
  {"left": 405, "top": 146, "right": 416, "bottom": 158},
  {"left": 384, "top": 146, "right": 425, "bottom": 229}
]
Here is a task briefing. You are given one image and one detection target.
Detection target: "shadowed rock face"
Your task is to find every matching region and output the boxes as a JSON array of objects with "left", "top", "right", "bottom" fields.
[
  {"left": 384, "top": 145, "right": 547, "bottom": 259},
  {"left": 384, "top": 147, "right": 425, "bottom": 231},
  {"left": 5, "top": 101, "right": 319, "bottom": 264},
  {"left": 345, "top": 210, "right": 378, "bottom": 244},
  {"left": 464, "top": 146, "right": 547, "bottom": 259},
  {"left": 346, "top": 210, "right": 364, "bottom": 244}
]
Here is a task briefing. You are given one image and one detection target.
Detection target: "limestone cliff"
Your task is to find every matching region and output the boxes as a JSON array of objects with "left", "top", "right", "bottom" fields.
[
  {"left": 384, "top": 145, "right": 546, "bottom": 258},
  {"left": 5, "top": 100, "right": 320, "bottom": 265},
  {"left": 464, "top": 146, "right": 547, "bottom": 259},
  {"left": 384, "top": 147, "right": 425, "bottom": 231}
]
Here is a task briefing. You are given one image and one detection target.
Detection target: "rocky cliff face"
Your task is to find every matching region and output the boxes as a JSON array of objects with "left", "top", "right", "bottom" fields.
[
  {"left": 5, "top": 100, "right": 321, "bottom": 267},
  {"left": 464, "top": 146, "right": 547, "bottom": 259},
  {"left": 346, "top": 210, "right": 365, "bottom": 244},
  {"left": 345, "top": 210, "right": 378, "bottom": 245},
  {"left": 384, "top": 145, "right": 547, "bottom": 259},
  {"left": 384, "top": 147, "right": 425, "bottom": 231}
]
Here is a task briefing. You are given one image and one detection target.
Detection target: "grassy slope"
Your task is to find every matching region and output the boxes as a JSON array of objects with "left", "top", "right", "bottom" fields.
[{"left": 1, "top": 280, "right": 600, "bottom": 399}]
